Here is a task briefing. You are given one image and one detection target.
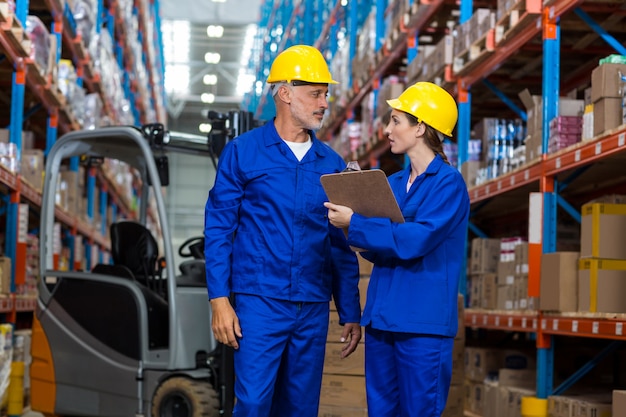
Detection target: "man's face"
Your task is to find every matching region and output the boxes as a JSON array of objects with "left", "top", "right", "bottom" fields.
[{"left": 287, "top": 83, "right": 329, "bottom": 130}]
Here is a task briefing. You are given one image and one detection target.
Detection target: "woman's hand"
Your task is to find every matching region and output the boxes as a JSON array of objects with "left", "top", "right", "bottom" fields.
[{"left": 324, "top": 202, "right": 354, "bottom": 228}]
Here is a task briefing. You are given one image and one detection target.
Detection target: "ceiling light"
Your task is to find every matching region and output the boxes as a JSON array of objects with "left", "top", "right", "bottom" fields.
[
  {"left": 203, "top": 74, "right": 218, "bottom": 85},
  {"left": 207, "top": 25, "right": 224, "bottom": 38},
  {"left": 211, "top": 0, "right": 226, "bottom": 2},
  {"left": 201, "top": 93, "right": 215, "bottom": 103},
  {"left": 204, "top": 52, "right": 221, "bottom": 64},
  {"left": 199, "top": 123, "right": 212, "bottom": 133}
]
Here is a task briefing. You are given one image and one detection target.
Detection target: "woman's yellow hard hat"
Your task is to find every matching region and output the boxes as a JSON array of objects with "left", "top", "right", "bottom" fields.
[
  {"left": 387, "top": 82, "right": 458, "bottom": 137},
  {"left": 267, "top": 44, "right": 338, "bottom": 84}
]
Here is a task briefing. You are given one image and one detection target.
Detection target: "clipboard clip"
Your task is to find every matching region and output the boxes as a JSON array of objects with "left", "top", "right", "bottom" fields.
[{"left": 343, "top": 161, "right": 361, "bottom": 172}]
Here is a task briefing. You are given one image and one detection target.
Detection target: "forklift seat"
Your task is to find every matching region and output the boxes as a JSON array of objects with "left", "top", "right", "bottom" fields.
[{"left": 110, "top": 220, "right": 159, "bottom": 283}]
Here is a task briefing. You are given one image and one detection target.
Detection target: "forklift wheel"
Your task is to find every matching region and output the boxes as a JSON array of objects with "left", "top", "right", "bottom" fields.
[{"left": 152, "top": 377, "right": 220, "bottom": 417}]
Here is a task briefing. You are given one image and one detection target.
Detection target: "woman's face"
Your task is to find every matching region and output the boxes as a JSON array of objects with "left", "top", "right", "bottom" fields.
[{"left": 384, "top": 110, "right": 419, "bottom": 154}]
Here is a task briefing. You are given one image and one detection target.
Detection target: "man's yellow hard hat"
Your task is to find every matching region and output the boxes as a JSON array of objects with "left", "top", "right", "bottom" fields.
[
  {"left": 387, "top": 82, "right": 458, "bottom": 137},
  {"left": 267, "top": 44, "right": 338, "bottom": 84}
]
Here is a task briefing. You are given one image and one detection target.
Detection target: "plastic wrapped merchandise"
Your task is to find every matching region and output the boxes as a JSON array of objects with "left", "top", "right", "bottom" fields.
[
  {"left": 25, "top": 16, "right": 51, "bottom": 75},
  {"left": 73, "top": 0, "right": 97, "bottom": 51},
  {"left": 70, "top": 84, "right": 86, "bottom": 127},
  {"left": 84, "top": 93, "right": 103, "bottom": 130},
  {"left": 57, "top": 59, "right": 77, "bottom": 99}
]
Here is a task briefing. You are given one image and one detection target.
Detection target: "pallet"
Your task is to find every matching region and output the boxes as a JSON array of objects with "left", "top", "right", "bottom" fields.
[
  {"left": 1, "top": 15, "right": 32, "bottom": 57},
  {"left": 495, "top": 0, "right": 542, "bottom": 46},
  {"left": 452, "top": 29, "right": 495, "bottom": 76}
]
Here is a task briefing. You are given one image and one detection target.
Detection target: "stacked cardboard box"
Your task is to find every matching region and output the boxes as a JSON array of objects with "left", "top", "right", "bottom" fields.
[
  {"left": 591, "top": 63, "right": 626, "bottom": 137},
  {"left": 321, "top": 255, "right": 370, "bottom": 417},
  {"left": 578, "top": 198, "right": 626, "bottom": 314}
]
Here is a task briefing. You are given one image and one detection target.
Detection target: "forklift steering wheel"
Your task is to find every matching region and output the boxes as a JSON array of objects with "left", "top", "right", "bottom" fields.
[{"left": 179, "top": 237, "right": 205, "bottom": 259}]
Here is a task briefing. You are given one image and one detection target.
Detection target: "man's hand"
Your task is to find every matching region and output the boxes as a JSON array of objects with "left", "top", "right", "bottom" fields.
[
  {"left": 210, "top": 297, "right": 242, "bottom": 349},
  {"left": 339, "top": 322, "right": 362, "bottom": 358},
  {"left": 324, "top": 202, "right": 354, "bottom": 229}
]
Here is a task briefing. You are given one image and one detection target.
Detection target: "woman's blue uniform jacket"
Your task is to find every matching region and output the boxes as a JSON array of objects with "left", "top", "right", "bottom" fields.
[
  {"left": 204, "top": 121, "right": 361, "bottom": 324},
  {"left": 349, "top": 155, "right": 470, "bottom": 337}
]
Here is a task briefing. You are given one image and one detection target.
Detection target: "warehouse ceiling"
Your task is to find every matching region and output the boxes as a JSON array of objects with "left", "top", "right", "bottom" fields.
[{"left": 159, "top": 0, "right": 263, "bottom": 135}]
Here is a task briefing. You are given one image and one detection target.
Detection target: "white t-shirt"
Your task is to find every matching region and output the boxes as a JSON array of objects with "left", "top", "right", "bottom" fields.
[{"left": 284, "top": 137, "right": 312, "bottom": 161}]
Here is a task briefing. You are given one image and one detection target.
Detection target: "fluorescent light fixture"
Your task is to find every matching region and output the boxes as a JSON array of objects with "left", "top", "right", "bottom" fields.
[
  {"left": 204, "top": 52, "right": 221, "bottom": 64},
  {"left": 199, "top": 123, "right": 212, "bottom": 133},
  {"left": 207, "top": 25, "right": 224, "bottom": 38},
  {"left": 211, "top": 0, "right": 226, "bottom": 2},
  {"left": 201, "top": 93, "right": 215, "bottom": 103},
  {"left": 162, "top": 20, "right": 190, "bottom": 94},
  {"left": 203, "top": 74, "right": 218, "bottom": 85}
]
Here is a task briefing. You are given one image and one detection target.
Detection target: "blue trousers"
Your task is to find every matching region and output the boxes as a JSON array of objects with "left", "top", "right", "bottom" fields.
[
  {"left": 232, "top": 294, "right": 329, "bottom": 417},
  {"left": 365, "top": 326, "right": 454, "bottom": 417}
]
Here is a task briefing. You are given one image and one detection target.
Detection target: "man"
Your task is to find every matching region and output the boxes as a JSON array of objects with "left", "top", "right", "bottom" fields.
[{"left": 204, "top": 44, "right": 362, "bottom": 417}]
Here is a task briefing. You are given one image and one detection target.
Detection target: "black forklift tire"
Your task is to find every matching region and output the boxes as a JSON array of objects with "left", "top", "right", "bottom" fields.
[{"left": 152, "top": 376, "right": 220, "bottom": 417}]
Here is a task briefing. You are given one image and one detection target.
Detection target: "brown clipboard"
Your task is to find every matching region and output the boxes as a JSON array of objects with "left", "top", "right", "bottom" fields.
[{"left": 320, "top": 169, "right": 405, "bottom": 223}]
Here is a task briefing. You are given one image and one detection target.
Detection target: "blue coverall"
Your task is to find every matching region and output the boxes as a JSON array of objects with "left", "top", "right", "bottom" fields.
[
  {"left": 348, "top": 155, "right": 470, "bottom": 417},
  {"left": 204, "top": 120, "right": 361, "bottom": 417}
]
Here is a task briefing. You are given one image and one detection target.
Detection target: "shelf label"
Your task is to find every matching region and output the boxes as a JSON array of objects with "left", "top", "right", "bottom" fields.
[
  {"left": 556, "top": 158, "right": 561, "bottom": 169},
  {"left": 486, "top": 185, "right": 490, "bottom": 195},
  {"left": 595, "top": 143, "right": 602, "bottom": 155},
  {"left": 497, "top": 181, "right": 502, "bottom": 191},
  {"left": 533, "top": 319, "right": 538, "bottom": 330},
  {"left": 575, "top": 150, "right": 581, "bottom": 162},
  {"left": 524, "top": 170, "right": 529, "bottom": 181},
  {"left": 592, "top": 322, "right": 599, "bottom": 334},
  {"left": 510, "top": 177, "right": 515, "bottom": 186},
  {"left": 553, "top": 319, "right": 559, "bottom": 331},
  {"left": 474, "top": 190, "right": 478, "bottom": 200},
  {"left": 572, "top": 321, "right": 578, "bottom": 332},
  {"left": 18, "top": 204, "right": 28, "bottom": 243},
  {"left": 495, "top": 316, "right": 500, "bottom": 326},
  {"left": 617, "top": 323, "right": 623, "bottom": 336},
  {"left": 508, "top": 317, "right": 513, "bottom": 327},
  {"left": 472, "top": 315, "right": 477, "bottom": 325},
  {"left": 522, "top": 318, "right": 527, "bottom": 328},
  {"left": 541, "top": 319, "right": 547, "bottom": 330},
  {"left": 619, "top": 133, "right": 625, "bottom": 147},
  {"left": 483, "top": 316, "right": 488, "bottom": 326}
]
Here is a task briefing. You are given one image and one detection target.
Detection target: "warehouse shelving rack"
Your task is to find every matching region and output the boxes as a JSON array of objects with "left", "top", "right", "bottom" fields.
[
  {"left": 0, "top": 0, "right": 166, "bottom": 318},
  {"left": 245, "top": 0, "right": 626, "bottom": 410}
]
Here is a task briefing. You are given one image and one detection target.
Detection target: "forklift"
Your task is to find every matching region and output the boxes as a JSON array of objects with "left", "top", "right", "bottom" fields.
[{"left": 30, "top": 114, "right": 257, "bottom": 416}]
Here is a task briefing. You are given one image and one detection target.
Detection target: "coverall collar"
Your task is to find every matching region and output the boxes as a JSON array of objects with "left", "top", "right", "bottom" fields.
[{"left": 265, "top": 119, "right": 327, "bottom": 159}]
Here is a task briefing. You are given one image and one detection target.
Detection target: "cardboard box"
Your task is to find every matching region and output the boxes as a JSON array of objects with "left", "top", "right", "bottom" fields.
[
  {"left": 461, "top": 160, "right": 481, "bottom": 188},
  {"left": 591, "top": 63, "right": 626, "bottom": 102},
  {"left": 578, "top": 258, "right": 626, "bottom": 313},
  {"left": 498, "top": 368, "right": 536, "bottom": 389},
  {"left": 21, "top": 149, "right": 44, "bottom": 192},
  {"left": 539, "top": 252, "right": 579, "bottom": 312},
  {"left": 481, "top": 273, "right": 498, "bottom": 310},
  {"left": 465, "top": 347, "right": 503, "bottom": 382},
  {"left": 571, "top": 394, "right": 612, "bottom": 417},
  {"left": 356, "top": 254, "right": 373, "bottom": 277},
  {"left": 581, "top": 202, "right": 626, "bottom": 259},
  {"left": 357, "top": 277, "right": 369, "bottom": 310},
  {"left": 0, "top": 257, "right": 12, "bottom": 295},
  {"left": 497, "top": 284, "right": 515, "bottom": 310},
  {"left": 471, "top": 238, "right": 501, "bottom": 274},
  {"left": 451, "top": 340, "right": 465, "bottom": 385},
  {"left": 613, "top": 390, "right": 626, "bottom": 417},
  {"left": 518, "top": 89, "right": 584, "bottom": 142},
  {"left": 318, "top": 405, "right": 368, "bottom": 417},
  {"left": 464, "top": 379, "right": 484, "bottom": 414},
  {"left": 442, "top": 383, "right": 464, "bottom": 417},
  {"left": 323, "top": 343, "right": 364, "bottom": 376},
  {"left": 483, "top": 381, "right": 503, "bottom": 417},
  {"left": 320, "top": 374, "right": 366, "bottom": 408},
  {"left": 593, "top": 97, "right": 623, "bottom": 136}
]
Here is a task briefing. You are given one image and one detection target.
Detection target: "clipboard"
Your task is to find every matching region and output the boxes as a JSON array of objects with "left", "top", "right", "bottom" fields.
[{"left": 320, "top": 169, "right": 404, "bottom": 223}]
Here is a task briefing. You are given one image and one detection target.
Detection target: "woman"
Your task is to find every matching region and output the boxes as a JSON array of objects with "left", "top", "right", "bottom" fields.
[{"left": 324, "top": 81, "right": 470, "bottom": 417}]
